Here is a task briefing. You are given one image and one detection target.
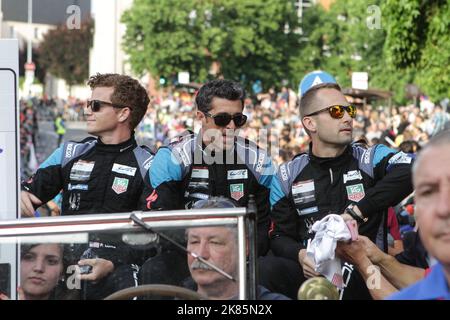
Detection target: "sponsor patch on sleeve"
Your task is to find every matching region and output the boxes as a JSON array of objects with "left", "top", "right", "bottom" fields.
[{"left": 388, "top": 152, "right": 412, "bottom": 165}]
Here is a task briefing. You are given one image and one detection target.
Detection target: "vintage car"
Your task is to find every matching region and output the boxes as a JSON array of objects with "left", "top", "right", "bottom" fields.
[{"left": 0, "top": 206, "right": 259, "bottom": 300}]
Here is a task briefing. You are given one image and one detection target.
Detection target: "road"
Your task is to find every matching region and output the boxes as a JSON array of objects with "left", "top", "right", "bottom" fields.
[{"left": 35, "top": 121, "right": 90, "bottom": 163}]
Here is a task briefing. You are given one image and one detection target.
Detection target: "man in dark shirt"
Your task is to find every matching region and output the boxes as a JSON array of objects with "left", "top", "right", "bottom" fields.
[{"left": 262, "top": 71, "right": 414, "bottom": 299}]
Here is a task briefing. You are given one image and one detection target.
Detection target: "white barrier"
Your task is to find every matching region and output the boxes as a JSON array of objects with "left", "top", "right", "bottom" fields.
[{"left": 0, "top": 39, "right": 20, "bottom": 299}]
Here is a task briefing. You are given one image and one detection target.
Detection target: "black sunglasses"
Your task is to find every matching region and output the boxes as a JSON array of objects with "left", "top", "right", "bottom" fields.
[
  {"left": 87, "top": 100, "right": 131, "bottom": 112},
  {"left": 305, "top": 105, "right": 356, "bottom": 119},
  {"left": 203, "top": 112, "right": 247, "bottom": 127}
]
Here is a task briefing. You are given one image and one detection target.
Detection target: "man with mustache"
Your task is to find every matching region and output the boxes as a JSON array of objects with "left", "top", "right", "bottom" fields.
[
  {"left": 263, "top": 71, "right": 414, "bottom": 299},
  {"left": 184, "top": 197, "right": 288, "bottom": 300}
]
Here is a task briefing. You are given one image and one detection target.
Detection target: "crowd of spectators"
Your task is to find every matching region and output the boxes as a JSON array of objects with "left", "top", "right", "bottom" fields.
[{"left": 136, "top": 86, "right": 449, "bottom": 164}]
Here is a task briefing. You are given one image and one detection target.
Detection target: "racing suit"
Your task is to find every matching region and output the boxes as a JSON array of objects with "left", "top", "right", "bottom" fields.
[
  {"left": 148, "top": 131, "right": 275, "bottom": 255},
  {"left": 139, "top": 132, "right": 275, "bottom": 288},
  {"left": 262, "top": 143, "right": 414, "bottom": 299},
  {"left": 22, "top": 135, "right": 155, "bottom": 299}
]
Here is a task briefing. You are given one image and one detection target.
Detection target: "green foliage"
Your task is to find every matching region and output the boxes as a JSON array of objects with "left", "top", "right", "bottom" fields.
[
  {"left": 384, "top": 0, "right": 450, "bottom": 101},
  {"left": 290, "top": 0, "right": 389, "bottom": 96},
  {"left": 122, "top": 0, "right": 300, "bottom": 90},
  {"left": 38, "top": 20, "right": 94, "bottom": 87},
  {"left": 383, "top": 0, "right": 423, "bottom": 69},
  {"left": 413, "top": 1, "right": 450, "bottom": 100},
  {"left": 122, "top": 0, "right": 449, "bottom": 102}
]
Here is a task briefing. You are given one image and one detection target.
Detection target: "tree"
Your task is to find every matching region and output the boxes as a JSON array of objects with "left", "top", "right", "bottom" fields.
[
  {"left": 289, "top": 0, "right": 419, "bottom": 104},
  {"left": 38, "top": 19, "right": 94, "bottom": 93},
  {"left": 122, "top": 0, "right": 300, "bottom": 91},
  {"left": 384, "top": 0, "right": 450, "bottom": 101},
  {"left": 290, "top": 1, "right": 387, "bottom": 89}
]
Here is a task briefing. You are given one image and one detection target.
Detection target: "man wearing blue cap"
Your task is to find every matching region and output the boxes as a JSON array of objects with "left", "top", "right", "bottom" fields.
[{"left": 260, "top": 71, "right": 415, "bottom": 299}]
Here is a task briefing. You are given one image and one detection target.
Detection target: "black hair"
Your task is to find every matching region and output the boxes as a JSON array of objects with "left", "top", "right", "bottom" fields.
[{"left": 195, "top": 79, "right": 245, "bottom": 113}]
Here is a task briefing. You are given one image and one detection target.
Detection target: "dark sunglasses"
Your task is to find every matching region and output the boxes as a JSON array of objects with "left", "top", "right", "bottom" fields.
[
  {"left": 305, "top": 105, "right": 356, "bottom": 119},
  {"left": 87, "top": 100, "right": 131, "bottom": 112},
  {"left": 203, "top": 112, "right": 247, "bottom": 127}
]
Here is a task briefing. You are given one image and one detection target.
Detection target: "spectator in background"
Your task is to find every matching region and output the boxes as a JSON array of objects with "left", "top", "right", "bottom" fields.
[
  {"left": 387, "top": 207, "right": 404, "bottom": 256},
  {"left": 0, "top": 243, "right": 77, "bottom": 300},
  {"left": 430, "top": 104, "right": 450, "bottom": 136},
  {"left": 54, "top": 113, "right": 66, "bottom": 147}
]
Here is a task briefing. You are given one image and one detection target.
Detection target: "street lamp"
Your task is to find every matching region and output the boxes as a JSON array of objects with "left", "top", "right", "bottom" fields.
[{"left": 24, "top": 0, "right": 35, "bottom": 96}]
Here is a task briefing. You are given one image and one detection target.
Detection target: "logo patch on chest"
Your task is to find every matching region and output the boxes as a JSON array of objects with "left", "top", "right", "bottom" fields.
[
  {"left": 227, "top": 169, "right": 248, "bottom": 180},
  {"left": 230, "top": 183, "right": 244, "bottom": 201},
  {"left": 70, "top": 160, "right": 95, "bottom": 181},
  {"left": 346, "top": 183, "right": 365, "bottom": 202},
  {"left": 112, "top": 177, "right": 129, "bottom": 194},
  {"left": 191, "top": 167, "right": 209, "bottom": 179},
  {"left": 112, "top": 163, "right": 137, "bottom": 177},
  {"left": 292, "top": 179, "right": 315, "bottom": 204},
  {"left": 343, "top": 170, "right": 363, "bottom": 184}
]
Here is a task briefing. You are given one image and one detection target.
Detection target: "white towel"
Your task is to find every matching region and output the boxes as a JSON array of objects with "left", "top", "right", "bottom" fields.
[{"left": 306, "top": 214, "right": 351, "bottom": 289}]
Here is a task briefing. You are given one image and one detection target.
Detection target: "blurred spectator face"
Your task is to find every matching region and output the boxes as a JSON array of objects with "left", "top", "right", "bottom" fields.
[
  {"left": 414, "top": 142, "right": 450, "bottom": 266},
  {"left": 20, "top": 244, "right": 64, "bottom": 300}
]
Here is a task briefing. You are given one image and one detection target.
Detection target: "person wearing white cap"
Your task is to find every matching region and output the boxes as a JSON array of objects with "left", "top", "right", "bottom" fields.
[{"left": 259, "top": 71, "right": 415, "bottom": 300}]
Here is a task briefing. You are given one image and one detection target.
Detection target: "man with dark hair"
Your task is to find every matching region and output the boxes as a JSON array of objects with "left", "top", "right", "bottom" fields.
[
  {"left": 140, "top": 79, "right": 275, "bottom": 288},
  {"left": 148, "top": 79, "right": 274, "bottom": 255},
  {"left": 21, "top": 73, "right": 154, "bottom": 299},
  {"left": 262, "top": 71, "right": 414, "bottom": 299}
]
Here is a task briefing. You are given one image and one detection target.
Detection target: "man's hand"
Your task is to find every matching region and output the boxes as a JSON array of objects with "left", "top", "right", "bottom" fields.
[
  {"left": 78, "top": 258, "right": 114, "bottom": 282},
  {"left": 20, "top": 191, "right": 43, "bottom": 217},
  {"left": 46, "top": 200, "right": 61, "bottom": 216},
  {"left": 298, "top": 249, "right": 320, "bottom": 278},
  {"left": 357, "top": 235, "right": 385, "bottom": 265},
  {"left": 335, "top": 238, "right": 368, "bottom": 266}
]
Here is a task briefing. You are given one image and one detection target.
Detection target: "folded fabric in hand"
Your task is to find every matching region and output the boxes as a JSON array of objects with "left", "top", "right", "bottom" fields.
[{"left": 306, "top": 214, "right": 352, "bottom": 289}]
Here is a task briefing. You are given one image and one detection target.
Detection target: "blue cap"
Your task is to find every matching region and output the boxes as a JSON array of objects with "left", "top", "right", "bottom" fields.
[{"left": 298, "top": 70, "right": 337, "bottom": 98}]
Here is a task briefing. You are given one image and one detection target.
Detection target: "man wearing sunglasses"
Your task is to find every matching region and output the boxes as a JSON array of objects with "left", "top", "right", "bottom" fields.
[
  {"left": 144, "top": 79, "right": 274, "bottom": 272},
  {"left": 21, "top": 73, "right": 154, "bottom": 299},
  {"left": 261, "top": 71, "right": 414, "bottom": 300}
]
